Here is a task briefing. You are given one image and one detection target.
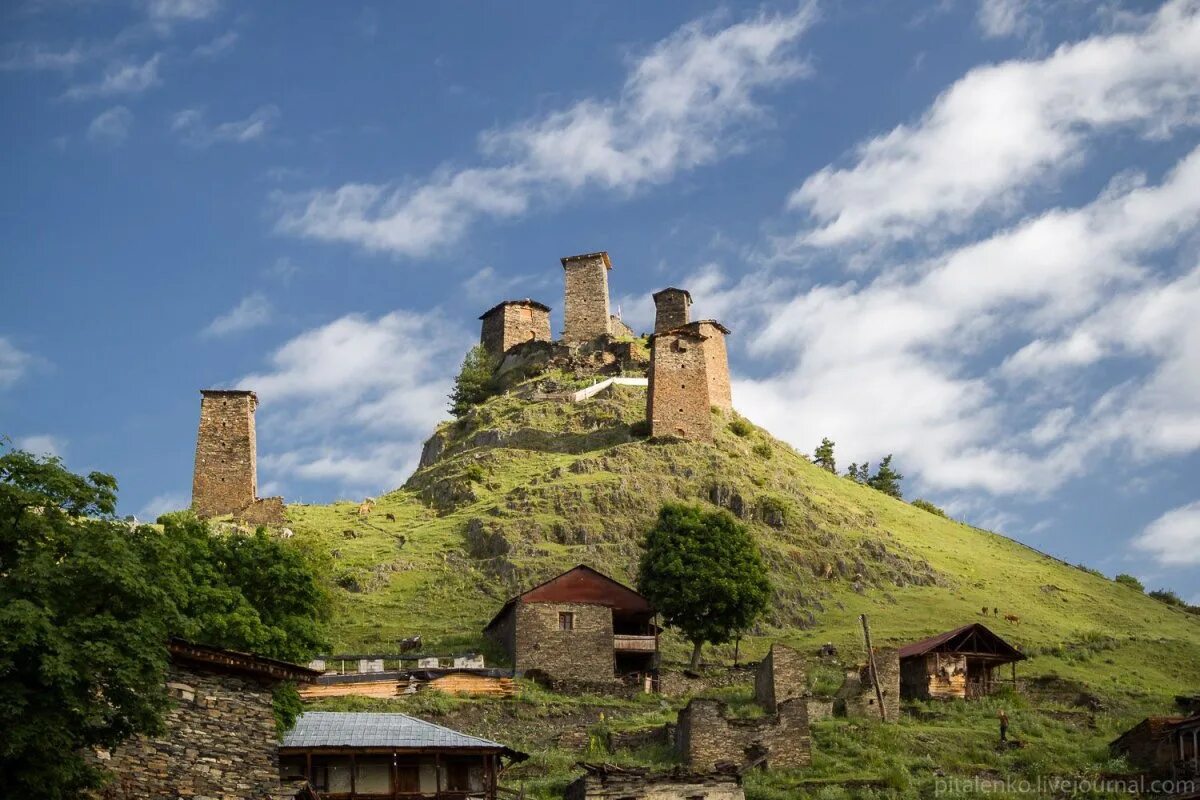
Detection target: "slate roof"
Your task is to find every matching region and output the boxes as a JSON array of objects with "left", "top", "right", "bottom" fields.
[{"left": 280, "top": 712, "right": 511, "bottom": 752}]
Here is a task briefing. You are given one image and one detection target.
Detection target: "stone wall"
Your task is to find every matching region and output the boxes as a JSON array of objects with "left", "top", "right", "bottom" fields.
[
  {"left": 647, "top": 328, "right": 714, "bottom": 440},
  {"left": 695, "top": 322, "right": 732, "bottom": 411},
  {"left": 562, "top": 252, "right": 612, "bottom": 342},
  {"left": 513, "top": 601, "right": 615, "bottom": 683},
  {"left": 566, "top": 769, "right": 744, "bottom": 800},
  {"left": 653, "top": 288, "right": 692, "bottom": 334},
  {"left": 96, "top": 663, "right": 288, "bottom": 800},
  {"left": 754, "top": 643, "right": 806, "bottom": 712},
  {"left": 480, "top": 301, "right": 552, "bottom": 360},
  {"left": 610, "top": 315, "right": 635, "bottom": 339},
  {"left": 192, "top": 390, "right": 258, "bottom": 518},
  {"left": 675, "top": 698, "right": 811, "bottom": 771},
  {"left": 835, "top": 648, "right": 900, "bottom": 722}
]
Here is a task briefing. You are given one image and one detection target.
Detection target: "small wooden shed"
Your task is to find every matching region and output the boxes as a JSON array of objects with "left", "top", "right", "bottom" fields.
[{"left": 898, "top": 623, "right": 1024, "bottom": 700}]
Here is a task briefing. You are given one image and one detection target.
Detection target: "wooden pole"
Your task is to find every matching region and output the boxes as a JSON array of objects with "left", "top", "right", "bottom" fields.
[{"left": 860, "top": 614, "right": 887, "bottom": 722}]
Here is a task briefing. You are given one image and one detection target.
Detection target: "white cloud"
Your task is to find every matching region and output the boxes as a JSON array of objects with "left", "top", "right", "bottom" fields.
[
  {"left": 193, "top": 30, "right": 237, "bottom": 59},
  {"left": 16, "top": 434, "right": 66, "bottom": 458},
  {"left": 277, "top": 6, "right": 817, "bottom": 257},
  {"left": 787, "top": 0, "right": 1200, "bottom": 248},
  {"left": 171, "top": 105, "right": 279, "bottom": 147},
  {"left": 239, "top": 310, "right": 471, "bottom": 494},
  {"left": 64, "top": 53, "right": 163, "bottom": 100},
  {"left": 138, "top": 492, "right": 188, "bottom": 521},
  {"left": 86, "top": 105, "right": 133, "bottom": 145},
  {"left": 976, "top": 0, "right": 1033, "bottom": 39},
  {"left": 202, "top": 293, "right": 272, "bottom": 337},
  {"left": 0, "top": 337, "right": 33, "bottom": 389},
  {"left": 0, "top": 42, "right": 89, "bottom": 71},
  {"left": 1133, "top": 501, "right": 1200, "bottom": 566},
  {"left": 144, "top": 0, "right": 220, "bottom": 22}
]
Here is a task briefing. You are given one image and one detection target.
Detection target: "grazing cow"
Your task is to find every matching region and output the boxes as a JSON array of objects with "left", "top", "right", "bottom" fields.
[
  {"left": 280, "top": 528, "right": 295, "bottom": 539},
  {"left": 981, "top": 607, "right": 988, "bottom": 616},
  {"left": 357, "top": 499, "right": 374, "bottom": 518},
  {"left": 385, "top": 512, "right": 396, "bottom": 522},
  {"left": 993, "top": 607, "right": 999, "bottom": 616},
  {"left": 1004, "top": 613, "right": 1020, "bottom": 624},
  {"left": 399, "top": 635, "right": 422, "bottom": 653}
]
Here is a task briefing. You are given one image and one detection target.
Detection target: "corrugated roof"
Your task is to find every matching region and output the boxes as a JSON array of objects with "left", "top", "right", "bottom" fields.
[
  {"left": 281, "top": 712, "right": 507, "bottom": 751},
  {"left": 896, "top": 623, "right": 1024, "bottom": 661}
]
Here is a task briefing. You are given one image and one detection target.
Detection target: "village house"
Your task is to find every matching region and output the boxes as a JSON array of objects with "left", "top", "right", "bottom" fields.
[
  {"left": 1110, "top": 716, "right": 1190, "bottom": 778},
  {"left": 1170, "top": 714, "right": 1200, "bottom": 781},
  {"left": 278, "top": 711, "right": 527, "bottom": 799},
  {"left": 898, "top": 623, "right": 1025, "bottom": 701},
  {"left": 482, "top": 565, "right": 659, "bottom": 689},
  {"left": 566, "top": 763, "right": 745, "bottom": 800},
  {"left": 95, "top": 639, "right": 320, "bottom": 800}
]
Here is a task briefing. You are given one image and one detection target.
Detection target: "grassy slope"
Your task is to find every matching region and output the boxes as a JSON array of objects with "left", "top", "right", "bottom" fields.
[{"left": 286, "top": 384, "right": 1200, "bottom": 797}]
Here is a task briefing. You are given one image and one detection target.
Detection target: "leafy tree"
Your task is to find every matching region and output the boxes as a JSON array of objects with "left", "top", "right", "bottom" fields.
[
  {"left": 845, "top": 462, "right": 870, "bottom": 483},
  {"left": 813, "top": 438, "right": 837, "bottom": 473},
  {"left": 1114, "top": 573, "right": 1144, "bottom": 592},
  {"left": 911, "top": 498, "right": 947, "bottom": 517},
  {"left": 0, "top": 445, "right": 330, "bottom": 797},
  {"left": 637, "top": 503, "right": 771, "bottom": 670},
  {"left": 867, "top": 454, "right": 904, "bottom": 499},
  {"left": 1148, "top": 588, "right": 1184, "bottom": 607},
  {"left": 448, "top": 345, "right": 497, "bottom": 417}
]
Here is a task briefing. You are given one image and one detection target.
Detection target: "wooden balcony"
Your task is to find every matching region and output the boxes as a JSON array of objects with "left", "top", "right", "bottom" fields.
[{"left": 613, "top": 635, "right": 657, "bottom": 653}]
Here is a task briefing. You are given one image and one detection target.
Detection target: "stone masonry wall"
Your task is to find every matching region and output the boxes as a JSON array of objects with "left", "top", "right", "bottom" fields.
[
  {"left": 514, "top": 601, "right": 615, "bottom": 683},
  {"left": 754, "top": 643, "right": 806, "bottom": 712},
  {"left": 695, "top": 322, "right": 732, "bottom": 411},
  {"left": 192, "top": 390, "right": 258, "bottom": 518},
  {"left": 567, "top": 771, "right": 745, "bottom": 800},
  {"left": 647, "top": 330, "right": 714, "bottom": 441},
  {"left": 562, "top": 253, "right": 612, "bottom": 342},
  {"left": 676, "top": 698, "right": 811, "bottom": 771},
  {"left": 96, "top": 663, "right": 287, "bottom": 800},
  {"left": 653, "top": 289, "right": 691, "bottom": 334},
  {"left": 480, "top": 301, "right": 552, "bottom": 361},
  {"left": 835, "top": 647, "right": 900, "bottom": 722}
]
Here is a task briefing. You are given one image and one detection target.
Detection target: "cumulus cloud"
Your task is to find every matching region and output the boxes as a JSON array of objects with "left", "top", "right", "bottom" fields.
[
  {"left": 87, "top": 106, "right": 133, "bottom": 145},
  {"left": 976, "top": 0, "right": 1034, "bottom": 39},
  {"left": 171, "top": 105, "right": 279, "bottom": 147},
  {"left": 137, "top": 492, "right": 188, "bottom": 521},
  {"left": 277, "top": 6, "right": 817, "bottom": 257},
  {"left": 1133, "top": 501, "right": 1200, "bottom": 566},
  {"left": 0, "top": 337, "right": 33, "bottom": 389},
  {"left": 15, "top": 434, "right": 66, "bottom": 458},
  {"left": 787, "top": 0, "right": 1200, "bottom": 249},
  {"left": 0, "top": 42, "right": 90, "bottom": 72},
  {"left": 144, "top": 0, "right": 221, "bottom": 23},
  {"left": 64, "top": 53, "right": 163, "bottom": 100},
  {"left": 202, "top": 293, "right": 272, "bottom": 337},
  {"left": 193, "top": 30, "right": 237, "bottom": 59},
  {"left": 239, "top": 310, "right": 472, "bottom": 494}
]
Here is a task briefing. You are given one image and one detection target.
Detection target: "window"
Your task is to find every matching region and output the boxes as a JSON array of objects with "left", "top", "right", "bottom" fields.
[{"left": 559, "top": 612, "right": 575, "bottom": 631}]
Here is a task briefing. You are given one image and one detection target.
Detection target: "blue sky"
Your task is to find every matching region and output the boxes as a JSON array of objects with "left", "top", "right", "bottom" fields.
[{"left": 3, "top": 1, "right": 1198, "bottom": 601}]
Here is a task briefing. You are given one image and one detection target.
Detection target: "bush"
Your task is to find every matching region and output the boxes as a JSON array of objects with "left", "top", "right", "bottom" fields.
[
  {"left": 911, "top": 498, "right": 946, "bottom": 517},
  {"left": 629, "top": 419, "right": 651, "bottom": 438},
  {"left": 463, "top": 464, "right": 485, "bottom": 483},
  {"left": 1114, "top": 574, "right": 1145, "bottom": 592},
  {"left": 752, "top": 442, "right": 773, "bottom": 459},
  {"left": 729, "top": 418, "right": 754, "bottom": 437},
  {"left": 1148, "top": 589, "right": 1185, "bottom": 607}
]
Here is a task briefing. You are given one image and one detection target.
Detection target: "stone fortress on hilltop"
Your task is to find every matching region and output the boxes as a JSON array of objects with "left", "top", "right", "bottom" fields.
[{"left": 189, "top": 248, "right": 734, "bottom": 521}]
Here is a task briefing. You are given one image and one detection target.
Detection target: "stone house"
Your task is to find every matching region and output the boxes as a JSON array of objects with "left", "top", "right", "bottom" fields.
[
  {"left": 647, "top": 320, "right": 732, "bottom": 441},
  {"left": 897, "top": 623, "right": 1024, "bottom": 701},
  {"left": 1170, "top": 714, "right": 1200, "bottom": 780},
  {"left": 1110, "top": 716, "right": 1189, "bottom": 777},
  {"left": 279, "top": 711, "right": 527, "bottom": 798},
  {"left": 96, "top": 639, "right": 320, "bottom": 800},
  {"left": 478, "top": 299, "right": 552, "bottom": 361},
  {"left": 566, "top": 763, "right": 744, "bottom": 800},
  {"left": 482, "top": 565, "right": 659, "bottom": 688},
  {"left": 675, "top": 697, "right": 811, "bottom": 771}
]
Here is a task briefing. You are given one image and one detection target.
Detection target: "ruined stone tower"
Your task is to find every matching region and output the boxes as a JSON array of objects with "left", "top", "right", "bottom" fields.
[
  {"left": 561, "top": 251, "right": 612, "bottom": 342},
  {"left": 191, "top": 390, "right": 285, "bottom": 523},
  {"left": 479, "top": 299, "right": 551, "bottom": 361},
  {"left": 647, "top": 320, "right": 732, "bottom": 441},
  {"left": 652, "top": 287, "right": 692, "bottom": 333}
]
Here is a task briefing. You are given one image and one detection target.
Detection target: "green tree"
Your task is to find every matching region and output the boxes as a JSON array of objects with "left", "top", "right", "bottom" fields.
[
  {"left": 636, "top": 503, "right": 771, "bottom": 670},
  {"left": 0, "top": 445, "right": 331, "bottom": 797},
  {"left": 448, "top": 345, "right": 497, "bottom": 417},
  {"left": 1148, "top": 588, "right": 1183, "bottom": 606},
  {"left": 868, "top": 454, "right": 904, "bottom": 499},
  {"left": 813, "top": 438, "right": 837, "bottom": 473},
  {"left": 911, "top": 498, "right": 946, "bottom": 517},
  {"left": 846, "top": 462, "right": 870, "bottom": 483},
  {"left": 1114, "top": 573, "right": 1145, "bottom": 592},
  {"left": 0, "top": 446, "right": 184, "bottom": 799}
]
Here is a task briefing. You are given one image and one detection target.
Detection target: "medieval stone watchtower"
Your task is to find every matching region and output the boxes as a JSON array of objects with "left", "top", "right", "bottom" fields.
[
  {"left": 561, "top": 251, "right": 612, "bottom": 342},
  {"left": 647, "top": 319, "right": 732, "bottom": 441},
  {"left": 479, "top": 299, "right": 551, "bottom": 361},
  {"left": 652, "top": 287, "right": 692, "bottom": 333},
  {"left": 191, "top": 390, "right": 285, "bottom": 523}
]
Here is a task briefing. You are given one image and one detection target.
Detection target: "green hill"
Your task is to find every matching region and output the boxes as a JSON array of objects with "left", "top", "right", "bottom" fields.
[{"left": 284, "top": 381, "right": 1200, "bottom": 798}]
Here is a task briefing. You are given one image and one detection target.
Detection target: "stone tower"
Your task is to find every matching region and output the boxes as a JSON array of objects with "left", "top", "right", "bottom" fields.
[
  {"left": 191, "top": 389, "right": 260, "bottom": 519},
  {"left": 561, "top": 251, "right": 612, "bottom": 342},
  {"left": 647, "top": 320, "right": 732, "bottom": 441},
  {"left": 479, "top": 299, "right": 551, "bottom": 361},
  {"left": 652, "top": 287, "right": 692, "bottom": 333}
]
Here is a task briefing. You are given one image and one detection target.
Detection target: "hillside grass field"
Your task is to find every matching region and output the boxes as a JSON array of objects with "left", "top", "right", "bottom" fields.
[{"left": 282, "top": 383, "right": 1200, "bottom": 798}]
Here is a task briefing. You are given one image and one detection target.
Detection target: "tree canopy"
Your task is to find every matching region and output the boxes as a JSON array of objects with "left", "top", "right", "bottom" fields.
[
  {"left": 867, "top": 455, "right": 904, "bottom": 499},
  {"left": 448, "top": 344, "right": 498, "bottom": 417},
  {"left": 813, "top": 438, "right": 837, "bottom": 473},
  {"left": 0, "top": 444, "right": 330, "bottom": 799},
  {"left": 636, "top": 503, "right": 771, "bottom": 670}
]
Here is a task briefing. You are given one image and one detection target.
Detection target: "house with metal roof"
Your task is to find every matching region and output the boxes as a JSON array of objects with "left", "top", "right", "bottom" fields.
[
  {"left": 898, "top": 623, "right": 1025, "bottom": 700},
  {"left": 482, "top": 565, "right": 659, "bottom": 690},
  {"left": 278, "top": 711, "right": 526, "bottom": 799}
]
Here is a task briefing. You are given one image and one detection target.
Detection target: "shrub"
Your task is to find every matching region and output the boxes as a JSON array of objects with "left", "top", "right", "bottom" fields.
[
  {"left": 729, "top": 418, "right": 754, "bottom": 437},
  {"left": 629, "top": 419, "right": 651, "bottom": 438},
  {"left": 1114, "top": 574, "right": 1145, "bottom": 592},
  {"left": 752, "top": 442, "right": 773, "bottom": 459},
  {"left": 911, "top": 498, "right": 946, "bottom": 517},
  {"left": 463, "top": 464, "right": 485, "bottom": 483},
  {"left": 1148, "top": 589, "right": 1185, "bottom": 607}
]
